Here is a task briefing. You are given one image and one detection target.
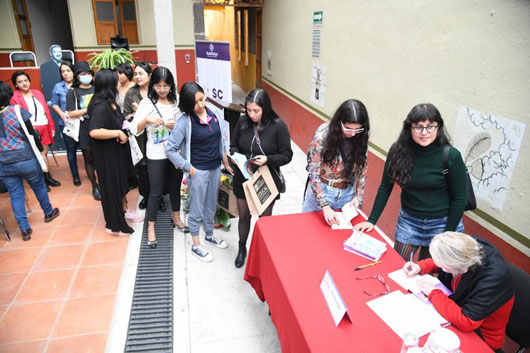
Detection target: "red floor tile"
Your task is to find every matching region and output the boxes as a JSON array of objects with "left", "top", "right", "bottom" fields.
[
  {"left": 0, "top": 301, "right": 62, "bottom": 342},
  {"left": 0, "top": 273, "right": 26, "bottom": 304},
  {"left": 16, "top": 269, "right": 74, "bottom": 302},
  {"left": 33, "top": 245, "right": 84, "bottom": 271},
  {"left": 71, "top": 194, "right": 101, "bottom": 208},
  {"left": 70, "top": 265, "right": 122, "bottom": 297},
  {"left": 90, "top": 224, "right": 128, "bottom": 242},
  {"left": 3, "top": 227, "right": 54, "bottom": 249},
  {"left": 46, "top": 333, "right": 107, "bottom": 353},
  {"left": 59, "top": 208, "right": 99, "bottom": 226},
  {"left": 0, "top": 341, "right": 46, "bottom": 353},
  {"left": 48, "top": 224, "right": 93, "bottom": 246},
  {"left": 81, "top": 240, "right": 128, "bottom": 266},
  {"left": 0, "top": 248, "right": 42, "bottom": 274},
  {"left": 54, "top": 295, "right": 115, "bottom": 337}
]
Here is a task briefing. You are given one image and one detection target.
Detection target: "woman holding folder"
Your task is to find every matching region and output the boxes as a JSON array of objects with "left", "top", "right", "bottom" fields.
[{"left": 230, "top": 89, "right": 293, "bottom": 268}]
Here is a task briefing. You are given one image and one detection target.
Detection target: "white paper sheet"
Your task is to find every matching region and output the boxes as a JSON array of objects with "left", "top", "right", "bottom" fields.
[
  {"left": 366, "top": 290, "right": 448, "bottom": 339},
  {"left": 331, "top": 204, "right": 359, "bottom": 230}
]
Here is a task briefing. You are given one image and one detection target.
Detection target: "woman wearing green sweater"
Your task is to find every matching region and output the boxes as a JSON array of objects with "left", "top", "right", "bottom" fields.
[{"left": 355, "top": 103, "right": 467, "bottom": 261}]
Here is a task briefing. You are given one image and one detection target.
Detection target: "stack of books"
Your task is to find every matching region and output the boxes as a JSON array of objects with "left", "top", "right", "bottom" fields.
[{"left": 343, "top": 230, "right": 387, "bottom": 261}]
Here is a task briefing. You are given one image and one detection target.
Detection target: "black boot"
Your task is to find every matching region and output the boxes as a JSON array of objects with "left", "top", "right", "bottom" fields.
[
  {"left": 235, "top": 246, "right": 247, "bottom": 268},
  {"left": 92, "top": 184, "right": 101, "bottom": 201},
  {"left": 44, "top": 172, "right": 61, "bottom": 187},
  {"left": 72, "top": 174, "right": 81, "bottom": 186}
]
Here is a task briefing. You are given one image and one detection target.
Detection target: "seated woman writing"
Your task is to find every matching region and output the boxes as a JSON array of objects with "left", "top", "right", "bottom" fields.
[{"left": 403, "top": 231, "right": 514, "bottom": 352}]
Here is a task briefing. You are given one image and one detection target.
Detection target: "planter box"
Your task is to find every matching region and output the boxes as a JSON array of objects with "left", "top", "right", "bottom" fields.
[{"left": 218, "top": 182, "right": 238, "bottom": 217}]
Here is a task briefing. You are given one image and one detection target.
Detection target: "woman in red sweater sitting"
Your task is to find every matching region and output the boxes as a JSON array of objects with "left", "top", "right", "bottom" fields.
[{"left": 404, "top": 231, "right": 514, "bottom": 352}]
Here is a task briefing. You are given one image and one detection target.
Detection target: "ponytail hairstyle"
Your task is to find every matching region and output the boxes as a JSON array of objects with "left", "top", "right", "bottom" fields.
[
  {"left": 386, "top": 103, "right": 450, "bottom": 187},
  {"left": 322, "top": 99, "right": 370, "bottom": 179}
]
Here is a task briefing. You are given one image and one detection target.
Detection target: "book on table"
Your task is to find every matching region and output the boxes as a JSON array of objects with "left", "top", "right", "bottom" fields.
[{"left": 343, "top": 230, "right": 387, "bottom": 261}]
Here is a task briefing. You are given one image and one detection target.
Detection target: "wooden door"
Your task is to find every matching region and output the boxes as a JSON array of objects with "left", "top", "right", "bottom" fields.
[
  {"left": 255, "top": 8, "right": 262, "bottom": 88},
  {"left": 92, "top": 0, "right": 118, "bottom": 45},
  {"left": 11, "top": 0, "right": 35, "bottom": 53},
  {"left": 118, "top": 0, "right": 139, "bottom": 44}
]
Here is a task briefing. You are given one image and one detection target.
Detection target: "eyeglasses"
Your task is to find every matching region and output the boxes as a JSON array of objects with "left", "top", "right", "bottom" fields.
[
  {"left": 411, "top": 124, "right": 438, "bottom": 134},
  {"left": 341, "top": 122, "right": 364, "bottom": 134},
  {"left": 355, "top": 274, "right": 390, "bottom": 296},
  {"left": 153, "top": 85, "right": 171, "bottom": 91}
]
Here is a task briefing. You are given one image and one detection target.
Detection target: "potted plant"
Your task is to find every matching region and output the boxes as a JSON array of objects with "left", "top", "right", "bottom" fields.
[{"left": 87, "top": 48, "right": 137, "bottom": 70}]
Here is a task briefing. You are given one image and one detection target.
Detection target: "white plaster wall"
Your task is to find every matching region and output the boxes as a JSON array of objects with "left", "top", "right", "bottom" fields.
[
  {"left": 66, "top": 0, "right": 97, "bottom": 48},
  {"left": 172, "top": 0, "right": 195, "bottom": 46},
  {"left": 262, "top": 0, "right": 530, "bottom": 244}
]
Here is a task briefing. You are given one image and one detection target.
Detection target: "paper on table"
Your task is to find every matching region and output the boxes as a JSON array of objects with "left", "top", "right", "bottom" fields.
[
  {"left": 388, "top": 269, "right": 453, "bottom": 299},
  {"left": 366, "top": 290, "right": 448, "bottom": 339},
  {"left": 331, "top": 203, "right": 359, "bottom": 230},
  {"left": 230, "top": 152, "right": 252, "bottom": 179}
]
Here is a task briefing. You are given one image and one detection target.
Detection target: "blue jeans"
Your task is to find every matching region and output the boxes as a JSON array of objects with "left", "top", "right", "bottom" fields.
[
  {"left": 395, "top": 208, "right": 465, "bottom": 247},
  {"left": 0, "top": 158, "right": 53, "bottom": 231},
  {"left": 302, "top": 182, "right": 355, "bottom": 212},
  {"left": 60, "top": 130, "right": 79, "bottom": 176}
]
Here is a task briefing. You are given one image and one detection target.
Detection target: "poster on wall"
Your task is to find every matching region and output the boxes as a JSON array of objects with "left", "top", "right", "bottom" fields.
[
  {"left": 195, "top": 40, "right": 232, "bottom": 104},
  {"left": 453, "top": 106, "right": 526, "bottom": 210},
  {"left": 311, "top": 64, "right": 326, "bottom": 107}
]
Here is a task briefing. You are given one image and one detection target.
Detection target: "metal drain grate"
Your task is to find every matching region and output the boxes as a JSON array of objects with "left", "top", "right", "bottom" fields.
[{"left": 124, "top": 197, "right": 173, "bottom": 353}]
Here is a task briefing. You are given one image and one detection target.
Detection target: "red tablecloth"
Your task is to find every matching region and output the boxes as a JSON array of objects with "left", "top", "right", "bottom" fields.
[{"left": 244, "top": 212, "right": 493, "bottom": 353}]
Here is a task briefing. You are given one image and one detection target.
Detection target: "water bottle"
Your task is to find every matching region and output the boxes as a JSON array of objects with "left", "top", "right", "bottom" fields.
[{"left": 400, "top": 332, "right": 419, "bottom": 353}]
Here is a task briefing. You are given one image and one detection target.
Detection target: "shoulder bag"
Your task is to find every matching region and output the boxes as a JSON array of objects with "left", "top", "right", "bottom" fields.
[{"left": 14, "top": 105, "right": 48, "bottom": 172}]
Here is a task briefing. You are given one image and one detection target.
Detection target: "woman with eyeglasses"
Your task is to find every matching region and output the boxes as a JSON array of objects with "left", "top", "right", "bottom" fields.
[
  {"left": 230, "top": 88, "right": 293, "bottom": 268},
  {"left": 130, "top": 66, "right": 188, "bottom": 248},
  {"left": 355, "top": 103, "right": 467, "bottom": 261},
  {"left": 302, "top": 99, "right": 370, "bottom": 226}
]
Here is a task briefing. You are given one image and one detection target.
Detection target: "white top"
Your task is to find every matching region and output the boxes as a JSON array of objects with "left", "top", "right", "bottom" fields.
[
  {"left": 131, "top": 97, "right": 181, "bottom": 160},
  {"left": 24, "top": 95, "right": 48, "bottom": 126}
]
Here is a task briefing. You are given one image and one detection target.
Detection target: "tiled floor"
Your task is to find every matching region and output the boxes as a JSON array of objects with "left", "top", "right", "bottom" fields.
[{"left": 0, "top": 154, "right": 135, "bottom": 353}]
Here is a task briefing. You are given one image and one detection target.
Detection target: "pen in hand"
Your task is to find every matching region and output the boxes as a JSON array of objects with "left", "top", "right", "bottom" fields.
[{"left": 407, "top": 252, "right": 413, "bottom": 272}]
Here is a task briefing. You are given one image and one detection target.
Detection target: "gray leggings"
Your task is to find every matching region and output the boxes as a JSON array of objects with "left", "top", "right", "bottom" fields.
[{"left": 187, "top": 166, "right": 221, "bottom": 237}]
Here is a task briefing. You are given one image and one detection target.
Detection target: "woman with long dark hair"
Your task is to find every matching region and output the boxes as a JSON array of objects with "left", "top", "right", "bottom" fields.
[
  {"left": 123, "top": 61, "right": 153, "bottom": 210},
  {"left": 230, "top": 88, "right": 293, "bottom": 268},
  {"left": 88, "top": 69, "right": 134, "bottom": 235},
  {"left": 66, "top": 61, "right": 99, "bottom": 200},
  {"left": 302, "top": 99, "right": 370, "bottom": 226},
  {"left": 355, "top": 103, "right": 467, "bottom": 261},
  {"left": 166, "top": 82, "right": 232, "bottom": 262},
  {"left": 10, "top": 71, "right": 61, "bottom": 189},
  {"left": 130, "top": 66, "right": 187, "bottom": 248},
  {"left": 116, "top": 63, "right": 135, "bottom": 113},
  {"left": 51, "top": 61, "right": 80, "bottom": 185}
]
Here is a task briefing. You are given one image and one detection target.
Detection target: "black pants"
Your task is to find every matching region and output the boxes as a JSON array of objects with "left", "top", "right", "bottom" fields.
[{"left": 146, "top": 158, "right": 183, "bottom": 222}]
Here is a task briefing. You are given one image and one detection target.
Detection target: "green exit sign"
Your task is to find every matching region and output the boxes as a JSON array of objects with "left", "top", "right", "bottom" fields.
[{"left": 313, "top": 11, "right": 323, "bottom": 25}]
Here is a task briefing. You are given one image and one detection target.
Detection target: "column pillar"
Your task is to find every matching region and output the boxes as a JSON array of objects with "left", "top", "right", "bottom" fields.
[{"left": 153, "top": 0, "right": 177, "bottom": 80}]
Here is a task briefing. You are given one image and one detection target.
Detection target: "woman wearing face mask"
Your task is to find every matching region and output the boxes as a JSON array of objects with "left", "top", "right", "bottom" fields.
[
  {"left": 230, "top": 88, "right": 293, "bottom": 268},
  {"left": 88, "top": 69, "right": 134, "bottom": 235},
  {"left": 166, "top": 82, "right": 233, "bottom": 262},
  {"left": 130, "top": 66, "right": 187, "bottom": 248},
  {"left": 51, "top": 61, "right": 80, "bottom": 185},
  {"left": 66, "top": 61, "right": 99, "bottom": 200},
  {"left": 302, "top": 99, "right": 370, "bottom": 226},
  {"left": 355, "top": 104, "right": 467, "bottom": 261},
  {"left": 10, "top": 71, "right": 61, "bottom": 189},
  {"left": 123, "top": 62, "right": 153, "bottom": 210}
]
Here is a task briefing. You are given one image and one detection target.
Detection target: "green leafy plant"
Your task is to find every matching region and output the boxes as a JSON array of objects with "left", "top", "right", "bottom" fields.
[{"left": 87, "top": 48, "right": 137, "bottom": 70}]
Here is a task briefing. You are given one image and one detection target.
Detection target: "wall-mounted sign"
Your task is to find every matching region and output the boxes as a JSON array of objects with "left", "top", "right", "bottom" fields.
[{"left": 313, "top": 11, "right": 323, "bottom": 25}]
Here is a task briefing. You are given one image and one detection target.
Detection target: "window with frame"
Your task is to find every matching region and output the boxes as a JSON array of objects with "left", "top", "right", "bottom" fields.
[{"left": 92, "top": 0, "right": 139, "bottom": 45}]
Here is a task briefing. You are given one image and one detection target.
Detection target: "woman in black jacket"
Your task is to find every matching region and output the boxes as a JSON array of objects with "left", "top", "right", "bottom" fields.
[{"left": 230, "top": 89, "right": 293, "bottom": 268}]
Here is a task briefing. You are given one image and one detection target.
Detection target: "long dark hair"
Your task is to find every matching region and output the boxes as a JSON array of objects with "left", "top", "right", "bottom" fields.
[
  {"left": 59, "top": 61, "right": 74, "bottom": 81},
  {"left": 148, "top": 66, "right": 177, "bottom": 104},
  {"left": 11, "top": 71, "right": 31, "bottom": 88},
  {"left": 87, "top": 69, "right": 118, "bottom": 114},
  {"left": 322, "top": 99, "right": 370, "bottom": 179},
  {"left": 178, "top": 82, "right": 203, "bottom": 115},
  {"left": 386, "top": 103, "right": 451, "bottom": 187},
  {"left": 240, "top": 88, "right": 280, "bottom": 130}
]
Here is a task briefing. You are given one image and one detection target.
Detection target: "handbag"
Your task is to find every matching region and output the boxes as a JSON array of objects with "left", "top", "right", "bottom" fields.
[
  {"left": 128, "top": 135, "right": 143, "bottom": 166},
  {"left": 62, "top": 117, "right": 80, "bottom": 142},
  {"left": 243, "top": 165, "right": 279, "bottom": 216},
  {"left": 14, "top": 105, "right": 48, "bottom": 172},
  {"left": 442, "top": 145, "right": 477, "bottom": 211},
  {"left": 252, "top": 124, "right": 286, "bottom": 193}
]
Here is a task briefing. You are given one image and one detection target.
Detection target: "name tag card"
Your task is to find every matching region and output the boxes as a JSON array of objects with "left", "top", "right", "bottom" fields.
[{"left": 320, "top": 270, "right": 351, "bottom": 326}]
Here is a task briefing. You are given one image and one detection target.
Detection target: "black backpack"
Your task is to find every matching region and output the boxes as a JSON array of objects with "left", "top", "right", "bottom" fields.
[{"left": 442, "top": 145, "right": 477, "bottom": 211}]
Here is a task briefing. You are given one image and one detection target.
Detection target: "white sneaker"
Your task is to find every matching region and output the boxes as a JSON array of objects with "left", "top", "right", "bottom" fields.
[
  {"left": 205, "top": 235, "right": 228, "bottom": 249},
  {"left": 192, "top": 245, "right": 213, "bottom": 262}
]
